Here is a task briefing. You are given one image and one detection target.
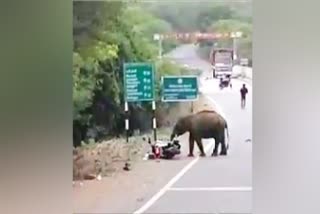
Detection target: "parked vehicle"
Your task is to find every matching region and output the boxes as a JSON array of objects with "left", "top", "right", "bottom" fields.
[{"left": 210, "top": 48, "right": 234, "bottom": 78}]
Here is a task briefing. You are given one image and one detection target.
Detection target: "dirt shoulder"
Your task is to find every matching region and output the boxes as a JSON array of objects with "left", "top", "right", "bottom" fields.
[{"left": 73, "top": 95, "right": 216, "bottom": 213}]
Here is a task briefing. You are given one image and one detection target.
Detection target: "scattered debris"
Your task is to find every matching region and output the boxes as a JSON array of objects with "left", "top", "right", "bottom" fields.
[
  {"left": 123, "top": 162, "right": 131, "bottom": 171},
  {"left": 137, "top": 197, "right": 144, "bottom": 202},
  {"left": 73, "top": 137, "right": 147, "bottom": 181},
  {"left": 96, "top": 174, "right": 102, "bottom": 181},
  {"left": 142, "top": 153, "right": 149, "bottom": 161},
  {"left": 84, "top": 174, "right": 97, "bottom": 180}
]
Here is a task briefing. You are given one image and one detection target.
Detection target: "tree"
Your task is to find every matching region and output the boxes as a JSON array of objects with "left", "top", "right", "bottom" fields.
[
  {"left": 72, "top": 1, "right": 185, "bottom": 147},
  {"left": 123, "top": 6, "right": 178, "bottom": 54},
  {"left": 209, "top": 19, "right": 252, "bottom": 59},
  {"left": 196, "top": 4, "right": 234, "bottom": 32}
]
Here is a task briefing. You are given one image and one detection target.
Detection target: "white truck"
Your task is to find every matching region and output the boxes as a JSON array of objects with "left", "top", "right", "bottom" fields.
[{"left": 210, "top": 48, "right": 234, "bottom": 78}]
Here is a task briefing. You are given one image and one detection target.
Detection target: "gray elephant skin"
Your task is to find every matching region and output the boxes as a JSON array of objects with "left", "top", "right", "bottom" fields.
[{"left": 170, "top": 110, "right": 229, "bottom": 157}]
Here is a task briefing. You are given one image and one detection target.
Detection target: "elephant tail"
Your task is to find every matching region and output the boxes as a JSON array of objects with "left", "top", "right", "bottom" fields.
[{"left": 225, "top": 122, "right": 230, "bottom": 150}]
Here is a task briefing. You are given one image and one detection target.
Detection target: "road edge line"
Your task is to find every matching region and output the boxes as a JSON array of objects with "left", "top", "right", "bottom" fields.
[{"left": 205, "top": 95, "right": 226, "bottom": 120}]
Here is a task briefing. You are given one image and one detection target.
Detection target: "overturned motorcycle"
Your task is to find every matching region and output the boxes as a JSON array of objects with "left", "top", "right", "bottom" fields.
[{"left": 144, "top": 137, "right": 181, "bottom": 160}]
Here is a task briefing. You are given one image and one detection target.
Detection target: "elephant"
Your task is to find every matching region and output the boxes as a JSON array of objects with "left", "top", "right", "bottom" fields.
[{"left": 170, "top": 110, "right": 229, "bottom": 157}]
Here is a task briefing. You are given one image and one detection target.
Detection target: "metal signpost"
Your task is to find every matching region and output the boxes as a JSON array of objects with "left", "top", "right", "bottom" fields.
[
  {"left": 123, "top": 62, "right": 156, "bottom": 142},
  {"left": 123, "top": 62, "right": 156, "bottom": 169},
  {"left": 229, "top": 31, "right": 243, "bottom": 61},
  {"left": 123, "top": 62, "right": 157, "bottom": 140},
  {"left": 153, "top": 34, "right": 163, "bottom": 60}
]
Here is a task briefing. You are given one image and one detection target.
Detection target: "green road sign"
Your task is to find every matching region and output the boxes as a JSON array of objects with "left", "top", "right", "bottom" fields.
[
  {"left": 123, "top": 63, "right": 155, "bottom": 102},
  {"left": 162, "top": 76, "right": 199, "bottom": 102}
]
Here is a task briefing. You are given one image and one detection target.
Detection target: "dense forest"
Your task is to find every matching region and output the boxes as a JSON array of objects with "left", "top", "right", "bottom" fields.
[
  {"left": 73, "top": 1, "right": 252, "bottom": 147},
  {"left": 143, "top": 1, "right": 252, "bottom": 60}
]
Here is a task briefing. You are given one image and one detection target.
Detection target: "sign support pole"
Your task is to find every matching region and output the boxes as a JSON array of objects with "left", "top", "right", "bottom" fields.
[
  {"left": 123, "top": 62, "right": 155, "bottom": 170},
  {"left": 191, "top": 102, "right": 194, "bottom": 113},
  {"left": 124, "top": 102, "right": 129, "bottom": 143},
  {"left": 154, "top": 34, "right": 162, "bottom": 60},
  {"left": 159, "top": 37, "right": 162, "bottom": 60},
  {"left": 152, "top": 101, "right": 157, "bottom": 142},
  {"left": 233, "top": 36, "right": 238, "bottom": 61},
  {"left": 123, "top": 101, "right": 131, "bottom": 171}
]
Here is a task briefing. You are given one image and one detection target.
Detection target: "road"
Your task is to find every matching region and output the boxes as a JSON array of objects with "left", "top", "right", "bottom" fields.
[{"left": 134, "top": 44, "right": 252, "bottom": 214}]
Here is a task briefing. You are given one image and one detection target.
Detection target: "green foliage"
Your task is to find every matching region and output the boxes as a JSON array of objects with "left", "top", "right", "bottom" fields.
[
  {"left": 196, "top": 5, "right": 234, "bottom": 32},
  {"left": 73, "top": 1, "right": 187, "bottom": 146},
  {"left": 122, "top": 5, "right": 178, "bottom": 54},
  {"left": 154, "top": 59, "right": 193, "bottom": 111},
  {"left": 142, "top": 1, "right": 252, "bottom": 61},
  {"left": 73, "top": 1, "right": 122, "bottom": 126},
  {"left": 73, "top": 52, "right": 97, "bottom": 123},
  {"left": 209, "top": 19, "right": 252, "bottom": 59},
  {"left": 209, "top": 19, "right": 251, "bottom": 36},
  {"left": 143, "top": 2, "right": 250, "bottom": 32}
]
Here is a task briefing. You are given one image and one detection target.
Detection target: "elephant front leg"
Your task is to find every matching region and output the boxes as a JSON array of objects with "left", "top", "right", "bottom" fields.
[
  {"left": 195, "top": 138, "right": 206, "bottom": 157},
  {"left": 188, "top": 135, "right": 195, "bottom": 157},
  {"left": 211, "top": 139, "right": 219, "bottom": 156}
]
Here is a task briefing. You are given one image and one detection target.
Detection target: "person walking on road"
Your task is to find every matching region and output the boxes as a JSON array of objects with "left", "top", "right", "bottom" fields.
[{"left": 240, "top": 84, "right": 248, "bottom": 109}]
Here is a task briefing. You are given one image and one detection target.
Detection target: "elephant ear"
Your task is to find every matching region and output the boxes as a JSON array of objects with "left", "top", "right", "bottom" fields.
[
  {"left": 180, "top": 115, "right": 193, "bottom": 131},
  {"left": 174, "top": 115, "right": 192, "bottom": 135}
]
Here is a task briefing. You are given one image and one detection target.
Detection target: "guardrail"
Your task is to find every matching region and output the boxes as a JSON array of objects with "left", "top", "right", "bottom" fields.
[{"left": 232, "top": 65, "right": 252, "bottom": 83}]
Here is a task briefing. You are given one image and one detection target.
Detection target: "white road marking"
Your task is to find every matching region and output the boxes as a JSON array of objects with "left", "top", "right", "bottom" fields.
[
  {"left": 206, "top": 95, "right": 226, "bottom": 120},
  {"left": 132, "top": 140, "right": 215, "bottom": 214},
  {"left": 168, "top": 187, "right": 252, "bottom": 192}
]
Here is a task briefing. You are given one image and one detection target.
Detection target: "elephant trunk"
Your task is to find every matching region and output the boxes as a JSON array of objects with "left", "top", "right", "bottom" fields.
[
  {"left": 170, "top": 126, "right": 178, "bottom": 141},
  {"left": 170, "top": 132, "right": 176, "bottom": 141}
]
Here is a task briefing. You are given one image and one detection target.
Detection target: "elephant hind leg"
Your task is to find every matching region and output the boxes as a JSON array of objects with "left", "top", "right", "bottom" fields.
[
  {"left": 220, "top": 146, "right": 227, "bottom": 155},
  {"left": 195, "top": 138, "right": 206, "bottom": 157},
  {"left": 211, "top": 138, "right": 219, "bottom": 156},
  {"left": 219, "top": 134, "right": 228, "bottom": 155}
]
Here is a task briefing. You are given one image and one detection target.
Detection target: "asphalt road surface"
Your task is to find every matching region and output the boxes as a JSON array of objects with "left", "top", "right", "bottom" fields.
[{"left": 133, "top": 45, "right": 252, "bottom": 214}]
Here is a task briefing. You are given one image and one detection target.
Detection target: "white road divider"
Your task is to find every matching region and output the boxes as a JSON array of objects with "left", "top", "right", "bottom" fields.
[{"left": 232, "top": 65, "right": 252, "bottom": 80}]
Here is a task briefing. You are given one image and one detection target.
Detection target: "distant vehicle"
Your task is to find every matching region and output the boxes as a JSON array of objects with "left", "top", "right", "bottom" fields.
[
  {"left": 240, "top": 58, "right": 249, "bottom": 66},
  {"left": 210, "top": 48, "right": 234, "bottom": 78},
  {"left": 219, "top": 74, "right": 232, "bottom": 90}
]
